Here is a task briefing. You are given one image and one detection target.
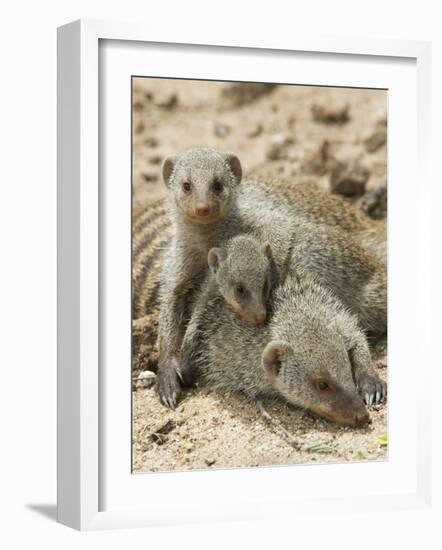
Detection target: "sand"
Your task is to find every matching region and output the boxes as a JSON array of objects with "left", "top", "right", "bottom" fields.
[{"left": 131, "top": 78, "right": 388, "bottom": 473}]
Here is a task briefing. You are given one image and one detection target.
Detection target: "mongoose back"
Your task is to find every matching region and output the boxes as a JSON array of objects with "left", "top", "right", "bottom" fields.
[
  {"left": 264, "top": 176, "right": 387, "bottom": 265},
  {"left": 155, "top": 147, "right": 387, "bottom": 408},
  {"left": 132, "top": 198, "right": 172, "bottom": 319},
  {"left": 182, "top": 272, "right": 386, "bottom": 426}
]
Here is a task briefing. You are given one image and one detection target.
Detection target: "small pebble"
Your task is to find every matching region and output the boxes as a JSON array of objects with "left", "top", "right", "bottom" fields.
[
  {"left": 312, "top": 101, "right": 350, "bottom": 124},
  {"left": 360, "top": 182, "right": 387, "bottom": 219},
  {"left": 266, "top": 133, "right": 294, "bottom": 161},
  {"left": 144, "top": 136, "right": 158, "bottom": 147},
  {"left": 135, "top": 120, "right": 145, "bottom": 134},
  {"left": 247, "top": 123, "right": 263, "bottom": 138},
  {"left": 148, "top": 155, "right": 162, "bottom": 165},
  {"left": 214, "top": 123, "right": 230, "bottom": 138},
  {"left": 142, "top": 172, "right": 158, "bottom": 183},
  {"left": 221, "top": 82, "right": 277, "bottom": 108},
  {"left": 156, "top": 93, "right": 178, "bottom": 109},
  {"left": 330, "top": 160, "right": 369, "bottom": 197},
  {"left": 134, "top": 370, "right": 156, "bottom": 390},
  {"left": 364, "top": 128, "right": 387, "bottom": 153}
]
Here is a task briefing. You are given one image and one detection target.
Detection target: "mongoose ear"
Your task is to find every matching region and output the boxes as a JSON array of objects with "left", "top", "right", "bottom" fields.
[
  {"left": 222, "top": 152, "right": 242, "bottom": 185},
  {"left": 208, "top": 247, "right": 225, "bottom": 274},
  {"left": 262, "top": 341, "right": 288, "bottom": 379},
  {"left": 162, "top": 155, "right": 179, "bottom": 187},
  {"left": 262, "top": 242, "right": 272, "bottom": 259}
]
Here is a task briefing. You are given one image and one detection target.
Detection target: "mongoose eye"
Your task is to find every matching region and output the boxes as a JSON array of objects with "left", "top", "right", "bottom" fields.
[
  {"left": 212, "top": 179, "right": 224, "bottom": 194},
  {"left": 317, "top": 381, "right": 330, "bottom": 392},
  {"left": 182, "top": 181, "right": 192, "bottom": 193}
]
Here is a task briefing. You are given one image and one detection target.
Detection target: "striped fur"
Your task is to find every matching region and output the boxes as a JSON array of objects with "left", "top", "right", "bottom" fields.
[{"left": 131, "top": 180, "right": 386, "bottom": 321}]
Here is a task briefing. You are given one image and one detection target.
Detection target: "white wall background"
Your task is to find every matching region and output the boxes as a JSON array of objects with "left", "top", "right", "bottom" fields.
[{"left": 0, "top": 1, "right": 440, "bottom": 548}]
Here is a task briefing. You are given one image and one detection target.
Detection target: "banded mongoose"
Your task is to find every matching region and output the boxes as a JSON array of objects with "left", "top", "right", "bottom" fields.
[
  {"left": 156, "top": 147, "right": 387, "bottom": 408},
  {"left": 208, "top": 235, "right": 275, "bottom": 325},
  {"left": 180, "top": 235, "right": 277, "bottom": 380},
  {"left": 132, "top": 198, "right": 172, "bottom": 319},
  {"left": 182, "top": 271, "right": 386, "bottom": 426}
]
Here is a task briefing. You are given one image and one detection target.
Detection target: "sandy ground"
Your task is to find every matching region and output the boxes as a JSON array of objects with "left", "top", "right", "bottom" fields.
[{"left": 131, "top": 78, "right": 388, "bottom": 473}]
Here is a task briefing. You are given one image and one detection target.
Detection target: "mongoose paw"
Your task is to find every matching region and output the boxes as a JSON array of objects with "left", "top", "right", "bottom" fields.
[
  {"left": 156, "top": 360, "right": 182, "bottom": 409},
  {"left": 357, "top": 373, "right": 387, "bottom": 406}
]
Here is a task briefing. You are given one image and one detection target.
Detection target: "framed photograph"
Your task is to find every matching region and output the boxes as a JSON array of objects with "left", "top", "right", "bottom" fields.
[{"left": 57, "top": 19, "right": 432, "bottom": 530}]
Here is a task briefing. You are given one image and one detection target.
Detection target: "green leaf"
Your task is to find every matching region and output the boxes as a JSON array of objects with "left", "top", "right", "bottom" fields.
[
  {"left": 304, "top": 442, "right": 336, "bottom": 454},
  {"left": 183, "top": 440, "right": 194, "bottom": 452},
  {"left": 377, "top": 433, "right": 388, "bottom": 447}
]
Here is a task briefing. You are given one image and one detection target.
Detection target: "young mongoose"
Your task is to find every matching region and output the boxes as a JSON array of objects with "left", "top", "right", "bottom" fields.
[
  {"left": 207, "top": 235, "right": 274, "bottom": 325},
  {"left": 157, "top": 148, "right": 246, "bottom": 407},
  {"left": 180, "top": 235, "right": 276, "bottom": 379},
  {"left": 182, "top": 270, "right": 386, "bottom": 426},
  {"left": 156, "top": 148, "right": 387, "bottom": 408}
]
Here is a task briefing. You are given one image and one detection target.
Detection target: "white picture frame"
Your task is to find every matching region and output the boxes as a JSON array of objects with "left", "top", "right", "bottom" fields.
[{"left": 57, "top": 19, "right": 432, "bottom": 531}]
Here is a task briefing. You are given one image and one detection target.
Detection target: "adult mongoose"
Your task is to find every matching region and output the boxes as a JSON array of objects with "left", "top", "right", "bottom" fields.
[
  {"left": 132, "top": 198, "right": 172, "bottom": 320},
  {"left": 182, "top": 268, "right": 386, "bottom": 426},
  {"left": 265, "top": 176, "right": 387, "bottom": 266},
  {"left": 154, "top": 147, "right": 387, "bottom": 408}
]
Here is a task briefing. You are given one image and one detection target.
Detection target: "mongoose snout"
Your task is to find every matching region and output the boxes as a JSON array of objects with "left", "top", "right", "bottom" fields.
[
  {"left": 312, "top": 407, "right": 370, "bottom": 427},
  {"left": 232, "top": 303, "right": 267, "bottom": 325},
  {"left": 306, "top": 389, "right": 371, "bottom": 427},
  {"left": 195, "top": 203, "right": 210, "bottom": 216},
  {"left": 254, "top": 310, "right": 267, "bottom": 325},
  {"left": 324, "top": 404, "right": 370, "bottom": 427}
]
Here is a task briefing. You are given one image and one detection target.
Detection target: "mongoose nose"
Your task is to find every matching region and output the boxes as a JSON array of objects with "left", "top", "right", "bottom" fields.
[
  {"left": 195, "top": 204, "right": 210, "bottom": 216},
  {"left": 255, "top": 312, "right": 267, "bottom": 324},
  {"left": 354, "top": 412, "right": 370, "bottom": 426}
]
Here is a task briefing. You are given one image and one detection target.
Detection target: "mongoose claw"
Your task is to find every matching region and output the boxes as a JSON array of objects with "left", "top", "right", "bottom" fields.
[
  {"left": 156, "top": 362, "right": 182, "bottom": 409},
  {"left": 357, "top": 373, "right": 387, "bottom": 406},
  {"left": 176, "top": 369, "right": 184, "bottom": 383}
]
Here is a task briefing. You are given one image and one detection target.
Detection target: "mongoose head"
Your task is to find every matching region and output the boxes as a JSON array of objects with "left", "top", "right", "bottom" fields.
[
  {"left": 208, "top": 236, "right": 272, "bottom": 325},
  {"left": 162, "top": 148, "right": 242, "bottom": 224},
  {"left": 262, "top": 319, "right": 369, "bottom": 426}
]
